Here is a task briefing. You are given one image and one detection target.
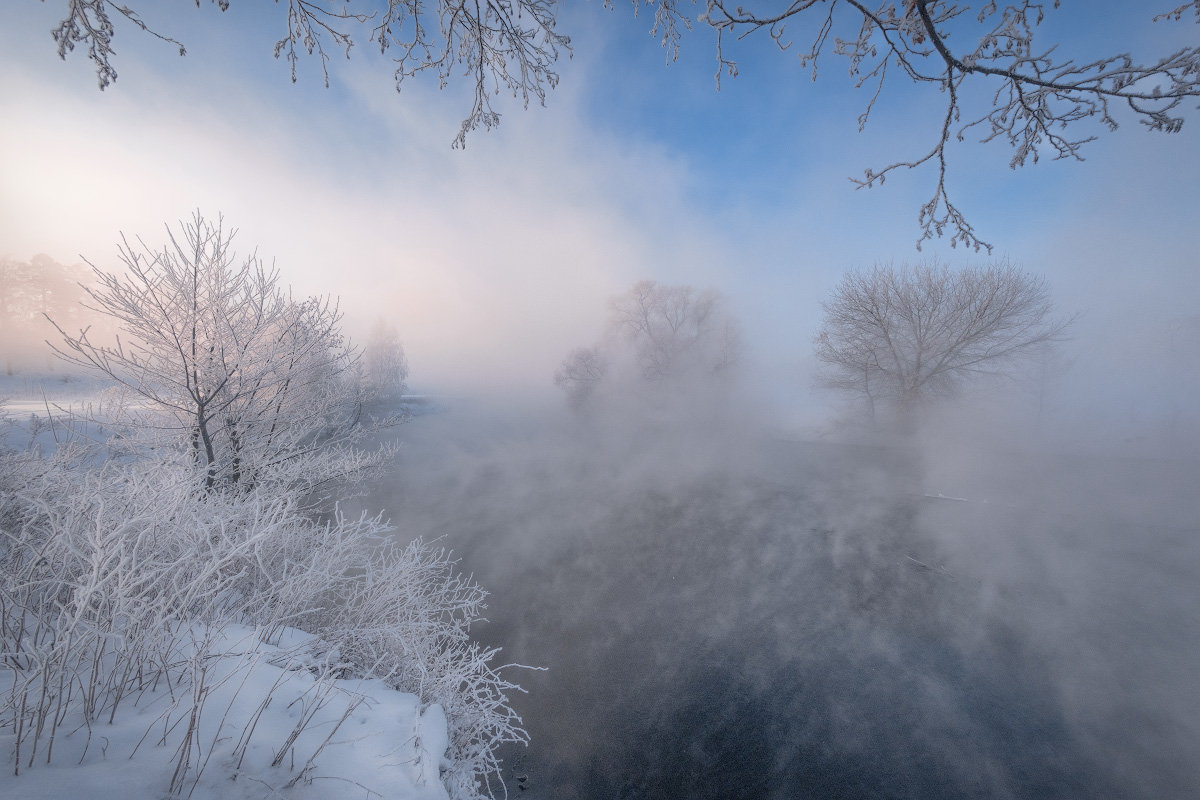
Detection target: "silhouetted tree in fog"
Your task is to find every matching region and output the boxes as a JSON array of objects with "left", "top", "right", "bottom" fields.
[
  {"left": 554, "top": 346, "right": 608, "bottom": 411},
  {"left": 555, "top": 280, "right": 740, "bottom": 414},
  {"left": 815, "top": 261, "right": 1071, "bottom": 421},
  {"left": 609, "top": 281, "right": 739, "bottom": 381}
]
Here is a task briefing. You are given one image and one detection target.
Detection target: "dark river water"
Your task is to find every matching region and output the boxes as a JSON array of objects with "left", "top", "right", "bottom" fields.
[{"left": 351, "top": 400, "right": 1200, "bottom": 800}]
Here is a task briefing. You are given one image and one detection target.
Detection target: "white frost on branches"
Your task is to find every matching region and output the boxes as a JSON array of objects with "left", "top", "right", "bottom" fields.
[
  {"left": 0, "top": 410, "right": 533, "bottom": 799},
  {"left": 51, "top": 0, "right": 568, "bottom": 148},
  {"left": 42, "top": 2, "right": 1200, "bottom": 249},
  {"left": 693, "top": 0, "right": 1200, "bottom": 250},
  {"left": 47, "top": 212, "right": 389, "bottom": 498},
  {"left": 4, "top": 213, "right": 533, "bottom": 799}
]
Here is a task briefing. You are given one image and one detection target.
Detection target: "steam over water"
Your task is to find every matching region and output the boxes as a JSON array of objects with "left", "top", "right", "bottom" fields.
[{"left": 357, "top": 401, "right": 1200, "bottom": 800}]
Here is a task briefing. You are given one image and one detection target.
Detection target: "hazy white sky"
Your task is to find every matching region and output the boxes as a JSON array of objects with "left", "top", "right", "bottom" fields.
[{"left": 1, "top": 2, "right": 1197, "bottom": 427}]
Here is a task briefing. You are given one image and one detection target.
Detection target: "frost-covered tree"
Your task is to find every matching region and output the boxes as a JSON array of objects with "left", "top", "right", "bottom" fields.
[
  {"left": 363, "top": 318, "right": 409, "bottom": 398},
  {"left": 38, "top": 2, "right": 1200, "bottom": 250},
  {"left": 48, "top": 212, "right": 381, "bottom": 494},
  {"left": 815, "top": 261, "right": 1071, "bottom": 420}
]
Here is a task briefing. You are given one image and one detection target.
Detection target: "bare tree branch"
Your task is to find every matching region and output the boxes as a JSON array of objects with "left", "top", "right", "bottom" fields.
[
  {"left": 43, "top": 2, "right": 1200, "bottom": 249},
  {"left": 50, "top": 0, "right": 188, "bottom": 89},
  {"left": 699, "top": 0, "right": 1200, "bottom": 251}
]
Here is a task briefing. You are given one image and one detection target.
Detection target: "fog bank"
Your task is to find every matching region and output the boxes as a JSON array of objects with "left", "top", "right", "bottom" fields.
[{"left": 348, "top": 397, "right": 1200, "bottom": 799}]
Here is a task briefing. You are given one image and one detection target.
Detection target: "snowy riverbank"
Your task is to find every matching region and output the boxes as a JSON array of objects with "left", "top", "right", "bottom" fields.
[{"left": 1, "top": 624, "right": 451, "bottom": 800}]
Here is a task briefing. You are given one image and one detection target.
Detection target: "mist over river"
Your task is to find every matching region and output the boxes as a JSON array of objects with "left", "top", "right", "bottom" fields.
[{"left": 350, "top": 400, "right": 1200, "bottom": 800}]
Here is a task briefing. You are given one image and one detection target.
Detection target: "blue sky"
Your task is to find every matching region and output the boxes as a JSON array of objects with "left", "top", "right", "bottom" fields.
[{"left": 1, "top": 1, "right": 1197, "bottom": 437}]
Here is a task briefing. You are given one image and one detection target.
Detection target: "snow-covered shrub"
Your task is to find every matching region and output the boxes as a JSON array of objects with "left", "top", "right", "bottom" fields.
[
  {"left": 253, "top": 527, "right": 535, "bottom": 798},
  {"left": 1, "top": 452, "right": 274, "bottom": 774},
  {"left": 0, "top": 435, "right": 530, "bottom": 798}
]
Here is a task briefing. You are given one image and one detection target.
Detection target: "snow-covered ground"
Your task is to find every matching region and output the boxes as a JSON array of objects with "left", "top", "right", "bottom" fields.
[
  {"left": 0, "top": 374, "right": 113, "bottom": 439},
  {"left": 0, "top": 625, "right": 450, "bottom": 800}
]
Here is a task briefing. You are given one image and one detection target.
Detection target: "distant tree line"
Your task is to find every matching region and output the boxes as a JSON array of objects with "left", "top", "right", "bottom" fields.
[{"left": 0, "top": 254, "right": 89, "bottom": 375}]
